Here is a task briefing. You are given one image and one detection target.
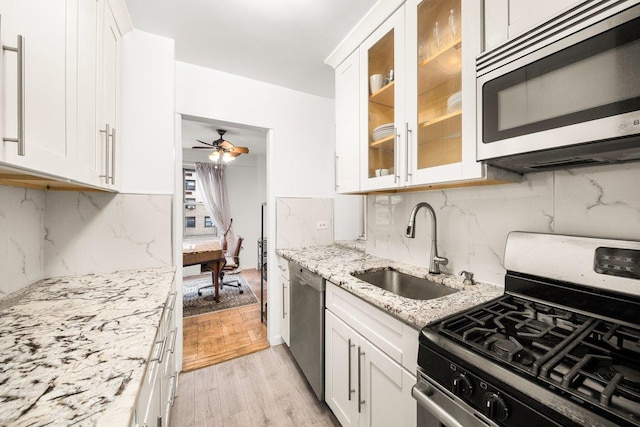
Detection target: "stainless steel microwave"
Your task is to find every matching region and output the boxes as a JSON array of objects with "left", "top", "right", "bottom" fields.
[{"left": 476, "top": 0, "right": 640, "bottom": 173}]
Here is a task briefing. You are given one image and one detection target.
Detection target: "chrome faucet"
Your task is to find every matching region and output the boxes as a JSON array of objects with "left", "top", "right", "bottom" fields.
[{"left": 406, "top": 202, "right": 448, "bottom": 274}]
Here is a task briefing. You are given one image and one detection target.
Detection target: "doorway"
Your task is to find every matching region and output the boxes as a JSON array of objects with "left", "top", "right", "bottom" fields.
[{"left": 179, "top": 115, "right": 269, "bottom": 371}]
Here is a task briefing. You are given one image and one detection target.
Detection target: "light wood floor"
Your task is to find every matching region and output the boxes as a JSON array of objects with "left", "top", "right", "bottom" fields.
[
  {"left": 182, "top": 269, "right": 269, "bottom": 372},
  {"left": 170, "top": 345, "right": 340, "bottom": 427}
]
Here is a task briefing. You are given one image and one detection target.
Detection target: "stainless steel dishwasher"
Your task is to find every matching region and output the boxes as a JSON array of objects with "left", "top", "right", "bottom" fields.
[{"left": 288, "top": 261, "right": 325, "bottom": 401}]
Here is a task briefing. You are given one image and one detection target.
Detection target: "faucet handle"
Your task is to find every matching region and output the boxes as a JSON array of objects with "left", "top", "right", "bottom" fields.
[
  {"left": 458, "top": 270, "right": 475, "bottom": 286},
  {"left": 434, "top": 256, "right": 448, "bottom": 266}
]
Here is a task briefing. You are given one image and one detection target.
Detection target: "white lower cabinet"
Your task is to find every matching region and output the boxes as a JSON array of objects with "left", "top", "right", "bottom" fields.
[
  {"left": 278, "top": 256, "right": 290, "bottom": 345},
  {"left": 325, "top": 282, "right": 417, "bottom": 427},
  {"left": 132, "top": 290, "right": 177, "bottom": 427}
]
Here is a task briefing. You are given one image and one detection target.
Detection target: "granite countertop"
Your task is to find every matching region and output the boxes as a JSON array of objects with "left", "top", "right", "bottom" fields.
[
  {"left": 334, "top": 239, "right": 366, "bottom": 252},
  {"left": 0, "top": 266, "right": 176, "bottom": 427},
  {"left": 277, "top": 245, "right": 503, "bottom": 330}
]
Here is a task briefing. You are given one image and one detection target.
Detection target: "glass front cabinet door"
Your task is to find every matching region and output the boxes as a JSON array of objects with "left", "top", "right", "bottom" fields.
[
  {"left": 407, "top": 0, "right": 483, "bottom": 185},
  {"left": 360, "top": 7, "right": 405, "bottom": 192}
]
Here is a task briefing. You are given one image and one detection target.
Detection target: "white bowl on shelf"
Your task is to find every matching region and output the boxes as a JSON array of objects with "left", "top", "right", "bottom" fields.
[{"left": 447, "top": 91, "right": 462, "bottom": 113}]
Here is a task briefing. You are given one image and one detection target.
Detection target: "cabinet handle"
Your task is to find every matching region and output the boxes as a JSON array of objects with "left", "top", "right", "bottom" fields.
[
  {"left": 348, "top": 339, "right": 355, "bottom": 400},
  {"left": 405, "top": 122, "right": 412, "bottom": 184},
  {"left": 110, "top": 127, "right": 116, "bottom": 184},
  {"left": 169, "top": 373, "right": 177, "bottom": 405},
  {"left": 358, "top": 346, "right": 365, "bottom": 413},
  {"left": 394, "top": 130, "right": 400, "bottom": 184},
  {"left": 150, "top": 335, "right": 167, "bottom": 363},
  {"left": 99, "top": 124, "right": 111, "bottom": 183},
  {"left": 282, "top": 284, "right": 287, "bottom": 319},
  {"left": 334, "top": 152, "right": 339, "bottom": 190},
  {"left": 166, "top": 328, "right": 178, "bottom": 354},
  {"left": 2, "top": 34, "right": 25, "bottom": 156},
  {"left": 166, "top": 291, "right": 177, "bottom": 311}
]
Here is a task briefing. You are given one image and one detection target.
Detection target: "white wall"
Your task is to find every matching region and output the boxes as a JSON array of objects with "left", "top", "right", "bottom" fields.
[
  {"left": 175, "top": 62, "right": 336, "bottom": 344},
  {"left": 0, "top": 186, "right": 45, "bottom": 296},
  {"left": 120, "top": 30, "right": 175, "bottom": 194},
  {"left": 225, "top": 159, "right": 266, "bottom": 270},
  {"left": 175, "top": 62, "right": 335, "bottom": 199},
  {"left": 367, "top": 163, "right": 640, "bottom": 287}
]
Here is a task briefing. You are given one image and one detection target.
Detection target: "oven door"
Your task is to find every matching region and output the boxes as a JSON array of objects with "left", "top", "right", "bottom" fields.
[
  {"left": 413, "top": 371, "right": 496, "bottom": 427},
  {"left": 476, "top": 2, "right": 640, "bottom": 165}
]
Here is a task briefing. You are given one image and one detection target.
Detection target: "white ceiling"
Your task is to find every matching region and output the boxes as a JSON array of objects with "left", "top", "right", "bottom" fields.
[{"left": 124, "top": 0, "right": 377, "bottom": 98}]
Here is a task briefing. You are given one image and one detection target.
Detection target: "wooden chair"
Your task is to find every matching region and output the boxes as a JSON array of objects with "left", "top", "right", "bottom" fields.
[{"left": 198, "top": 236, "right": 244, "bottom": 296}]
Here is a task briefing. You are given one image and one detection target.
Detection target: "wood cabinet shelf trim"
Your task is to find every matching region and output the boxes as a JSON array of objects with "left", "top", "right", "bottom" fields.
[
  {"left": 419, "top": 109, "right": 462, "bottom": 128},
  {"left": 369, "top": 81, "right": 395, "bottom": 107}
]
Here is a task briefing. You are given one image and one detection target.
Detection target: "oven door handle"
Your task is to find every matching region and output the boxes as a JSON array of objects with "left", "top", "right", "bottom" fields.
[{"left": 412, "top": 382, "right": 464, "bottom": 427}]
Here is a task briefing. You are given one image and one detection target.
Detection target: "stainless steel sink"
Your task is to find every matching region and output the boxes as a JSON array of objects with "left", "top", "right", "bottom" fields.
[{"left": 352, "top": 269, "right": 458, "bottom": 300}]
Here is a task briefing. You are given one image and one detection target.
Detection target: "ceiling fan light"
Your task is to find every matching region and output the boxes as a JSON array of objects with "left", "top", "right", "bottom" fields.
[
  {"left": 222, "top": 151, "right": 234, "bottom": 162},
  {"left": 209, "top": 151, "right": 220, "bottom": 161}
]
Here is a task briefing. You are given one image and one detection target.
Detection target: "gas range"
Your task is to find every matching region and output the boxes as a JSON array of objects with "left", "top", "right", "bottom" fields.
[{"left": 414, "top": 232, "right": 640, "bottom": 427}]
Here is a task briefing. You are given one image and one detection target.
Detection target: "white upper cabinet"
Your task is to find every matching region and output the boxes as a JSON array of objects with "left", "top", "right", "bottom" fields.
[
  {"left": 0, "top": 0, "right": 128, "bottom": 189},
  {"left": 406, "top": 0, "right": 483, "bottom": 185},
  {"left": 360, "top": 7, "right": 406, "bottom": 192},
  {"left": 331, "top": 0, "right": 517, "bottom": 193},
  {"left": 76, "top": 0, "right": 122, "bottom": 190},
  {"left": 484, "top": 0, "right": 583, "bottom": 51},
  {"left": 0, "top": 0, "right": 74, "bottom": 178},
  {"left": 334, "top": 50, "right": 360, "bottom": 194},
  {"left": 98, "top": 2, "right": 121, "bottom": 188}
]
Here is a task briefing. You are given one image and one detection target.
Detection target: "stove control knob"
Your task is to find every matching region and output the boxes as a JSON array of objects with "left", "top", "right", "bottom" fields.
[
  {"left": 483, "top": 392, "right": 509, "bottom": 421},
  {"left": 452, "top": 374, "right": 473, "bottom": 397}
]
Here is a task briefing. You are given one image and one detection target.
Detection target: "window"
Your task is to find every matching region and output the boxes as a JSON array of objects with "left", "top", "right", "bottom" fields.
[
  {"left": 185, "top": 216, "right": 196, "bottom": 228},
  {"left": 204, "top": 216, "right": 214, "bottom": 227},
  {"left": 185, "top": 179, "right": 196, "bottom": 191}
]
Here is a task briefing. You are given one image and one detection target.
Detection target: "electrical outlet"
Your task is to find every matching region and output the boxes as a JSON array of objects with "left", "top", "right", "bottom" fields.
[{"left": 316, "top": 220, "right": 328, "bottom": 230}]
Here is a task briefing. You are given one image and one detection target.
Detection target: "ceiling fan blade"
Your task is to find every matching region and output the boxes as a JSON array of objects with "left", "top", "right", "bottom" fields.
[
  {"left": 191, "top": 146, "right": 213, "bottom": 149},
  {"left": 231, "top": 146, "right": 249, "bottom": 154},
  {"left": 219, "top": 140, "right": 235, "bottom": 150}
]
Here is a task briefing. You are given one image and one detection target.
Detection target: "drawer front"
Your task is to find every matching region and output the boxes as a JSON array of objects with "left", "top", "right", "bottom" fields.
[
  {"left": 277, "top": 256, "right": 290, "bottom": 280},
  {"left": 326, "top": 281, "right": 403, "bottom": 363}
]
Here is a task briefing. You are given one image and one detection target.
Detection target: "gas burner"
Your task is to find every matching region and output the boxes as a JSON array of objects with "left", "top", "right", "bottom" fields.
[
  {"left": 612, "top": 364, "right": 640, "bottom": 386},
  {"left": 485, "top": 336, "right": 525, "bottom": 362},
  {"left": 522, "top": 319, "right": 554, "bottom": 332},
  {"left": 462, "top": 327, "right": 497, "bottom": 342},
  {"left": 595, "top": 360, "right": 640, "bottom": 391}
]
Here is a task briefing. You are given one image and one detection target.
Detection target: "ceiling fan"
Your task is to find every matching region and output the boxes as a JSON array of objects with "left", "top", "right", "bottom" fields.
[{"left": 192, "top": 129, "right": 250, "bottom": 162}]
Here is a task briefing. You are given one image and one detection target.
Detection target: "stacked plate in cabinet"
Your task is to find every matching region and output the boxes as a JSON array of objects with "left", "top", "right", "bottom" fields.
[{"left": 372, "top": 123, "right": 394, "bottom": 142}]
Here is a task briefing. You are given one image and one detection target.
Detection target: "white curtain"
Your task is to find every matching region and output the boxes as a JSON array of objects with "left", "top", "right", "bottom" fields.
[{"left": 195, "top": 162, "right": 235, "bottom": 250}]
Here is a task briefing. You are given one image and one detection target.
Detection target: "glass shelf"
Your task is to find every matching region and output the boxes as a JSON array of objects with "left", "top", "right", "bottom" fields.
[
  {"left": 416, "top": 0, "right": 462, "bottom": 170},
  {"left": 418, "top": 39, "right": 461, "bottom": 95}
]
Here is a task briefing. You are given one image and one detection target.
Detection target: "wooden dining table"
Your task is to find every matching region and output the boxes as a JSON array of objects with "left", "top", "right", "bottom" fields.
[{"left": 182, "top": 241, "right": 225, "bottom": 303}]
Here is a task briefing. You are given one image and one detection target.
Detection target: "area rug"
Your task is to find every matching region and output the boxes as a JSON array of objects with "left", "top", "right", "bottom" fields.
[{"left": 183, "top": 272, "right": 258, "bottom": 317}]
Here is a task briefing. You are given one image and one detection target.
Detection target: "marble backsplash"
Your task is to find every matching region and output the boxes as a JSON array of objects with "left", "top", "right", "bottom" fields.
[
  {"left": 367, "top": 163, "right": 640, "bottom": 287},
  {"left": 276, "top": 197, "right": 334, "bottom": 249},
  {"left": 0, "top": 187, "right": 173, "bottom": 296},
  {"left": 0, "top": 186, "right": 46, "bottom": 296},
  {"left": 44, "top": 192, "right": 173, "bottom": 277}
]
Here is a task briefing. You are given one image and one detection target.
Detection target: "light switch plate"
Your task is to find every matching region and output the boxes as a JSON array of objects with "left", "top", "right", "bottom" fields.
[{"left": 316, "top": 220, "right": 328, "bottom": 230}]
